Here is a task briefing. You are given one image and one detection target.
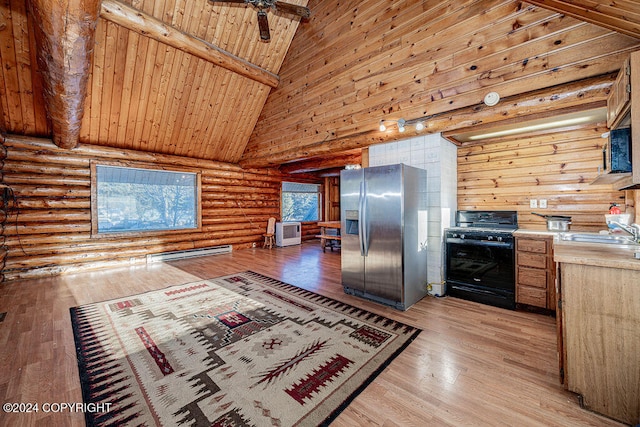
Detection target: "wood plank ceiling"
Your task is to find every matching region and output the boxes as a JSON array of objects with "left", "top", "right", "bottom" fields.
[
  {"left": 242, "top": 0, "right": 640, "bottom": 168},
  {"left": 0, "top": 0, "right": 307, "bottom": 161},
  {"left": 1, "top": 0, "right": 640, "bottom": 170}
]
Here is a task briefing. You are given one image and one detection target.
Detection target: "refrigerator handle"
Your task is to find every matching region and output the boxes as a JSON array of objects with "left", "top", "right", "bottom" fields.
[
  {"left": 358, "top": 181, "right": 365, "bottom": 256},
  {"left": 361, "top": 181, "right": 369, "bottom": 256}
]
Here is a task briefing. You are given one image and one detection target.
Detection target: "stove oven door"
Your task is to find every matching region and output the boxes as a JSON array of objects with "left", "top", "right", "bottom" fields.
[{"left": 445, "top": 237, "right": 515, "bottom": 309}]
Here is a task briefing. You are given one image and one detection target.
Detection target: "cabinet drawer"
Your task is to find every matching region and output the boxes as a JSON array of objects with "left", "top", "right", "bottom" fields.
[
  {"left": 517, "top": 238, "right": 548, "bottom": 254},
  {"left": 518, "top": 267, "right": 547, "bottom": 288},
  {"left": 517, "top": 252, "right": 547, "bottom": 269},
  {"left": 517, "top": 286, "right": 547, "bottom": 307}
]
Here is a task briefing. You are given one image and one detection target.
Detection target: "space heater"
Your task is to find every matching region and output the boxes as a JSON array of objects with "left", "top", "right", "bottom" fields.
[{"left": 275, "top": 222, "right": 301, "bottom": 246}]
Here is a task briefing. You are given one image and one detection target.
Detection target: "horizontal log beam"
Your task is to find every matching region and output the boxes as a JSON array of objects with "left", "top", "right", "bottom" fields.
[
  {"left": 279, "top": 149, "right": 362, "bottom": 174},
  {"left": 28, "top": 0, "right": 102, "bottom": 149},
  {"left": 239, "top": 74, "right": 614, "bottom": 168},
  {"left": 100, "top": 0, "right": 280, "bottom": 88},
  {"left": 527, "top": 0, "right": 640, "bottom": 39},
  {"left": 316, "top": 167, "right": 345, "bottom": 178},
  {"left": 1, "top": 162, "right": 90, "bottom": 177},
  {"left": 3, "top": 134, "right": 243, "bottom": 171}
]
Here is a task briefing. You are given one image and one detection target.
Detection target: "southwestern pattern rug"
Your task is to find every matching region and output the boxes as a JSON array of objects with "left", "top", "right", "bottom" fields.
[{"left": 70, "top": 271, "right": 421, "bottom": 426}]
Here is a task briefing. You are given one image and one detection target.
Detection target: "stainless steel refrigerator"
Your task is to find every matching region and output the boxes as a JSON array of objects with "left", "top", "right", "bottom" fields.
[{"left": 340, "top": 163, "right": 428, "bottom": 310}]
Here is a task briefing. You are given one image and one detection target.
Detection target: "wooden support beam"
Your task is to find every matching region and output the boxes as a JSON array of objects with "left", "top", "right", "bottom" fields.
[
  {"left": 28, "top": 0, "right": 102, "bottom": 149},
  {"left": 100, "top": 0, "right": 280, "bottom": 88},
  {"left": 315, "top": 167, "right": 345, "bottom": 178},
  {"left": 527, "top": 0, "right": 640, "bottom": 40},
  {"left": 240, "top": 74, "right": 615, "bottom": 168},
  {"left": 279, "top": 149, "right": 362, "bottom": 174}
]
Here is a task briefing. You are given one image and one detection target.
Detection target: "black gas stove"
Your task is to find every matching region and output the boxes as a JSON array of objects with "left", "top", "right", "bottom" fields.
[{"left": 444, "top": 211, "right": 518, "bottom": 310}]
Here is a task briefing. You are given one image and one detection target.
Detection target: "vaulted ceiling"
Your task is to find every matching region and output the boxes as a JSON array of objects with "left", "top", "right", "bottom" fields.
[{"left": 1, "top": 0, "right": 639, "bottom": 173}]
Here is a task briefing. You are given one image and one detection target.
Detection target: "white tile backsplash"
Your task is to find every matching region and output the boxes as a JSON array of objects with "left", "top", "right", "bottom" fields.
[
  {"left": 397, "top": 139, "right": 410, "bottom": 153},
  {"left": 369, "top": 144, "right": 382, "bottom": 158},
  {"left": 427, "top": 151, "right": 440, "bottom": 163},
  {"left": 410, "top": 136, "right": 425, "bottom": 152}
]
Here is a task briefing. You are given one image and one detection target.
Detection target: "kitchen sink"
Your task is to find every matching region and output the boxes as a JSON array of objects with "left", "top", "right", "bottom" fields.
[{"left": 558, "top": 233, "right": 640, "bottom": 246}]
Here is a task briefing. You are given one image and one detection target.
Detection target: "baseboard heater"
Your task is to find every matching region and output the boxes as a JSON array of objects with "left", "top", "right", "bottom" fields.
[{"left": 146, "top": 245, "right": 232, "bottom": 263}]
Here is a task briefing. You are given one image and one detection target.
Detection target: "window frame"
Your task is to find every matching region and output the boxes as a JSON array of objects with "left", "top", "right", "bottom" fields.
[
  {"left": 281, "top": 181, "right": 323, "bottom": 223},
  {"left": 90, "top": 161, "right": 202, "bottom": 238}
]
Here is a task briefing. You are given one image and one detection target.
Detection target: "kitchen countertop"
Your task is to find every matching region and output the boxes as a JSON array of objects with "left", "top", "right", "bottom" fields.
[
  {"left": 515, "top": 227, "right": 640, "bottom": 270},
  {"left": 514, "top": 228, "right": 560, "bottom": 237},
  {"left": 553, "top": 234, "right": 640, "bottom": 271},
  {"left": 514, "top": 227, "right": 609, "bottom": 237}
]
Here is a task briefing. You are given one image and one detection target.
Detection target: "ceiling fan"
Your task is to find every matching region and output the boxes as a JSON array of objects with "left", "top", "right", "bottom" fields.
[{"left": 211, "top": 0, "right": 311, "bottom": 42}]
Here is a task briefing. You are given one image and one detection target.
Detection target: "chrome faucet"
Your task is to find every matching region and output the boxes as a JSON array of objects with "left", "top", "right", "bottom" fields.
[{"left": 610, "top": 221, "right": 640, "bottom": 243}]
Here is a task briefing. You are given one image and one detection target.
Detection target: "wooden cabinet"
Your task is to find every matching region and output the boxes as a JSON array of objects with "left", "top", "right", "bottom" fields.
[
  {"left": 600, "top": 50, "right": 640, "bottom": 189},
  {"left": 556, "top": 261, "right": 640, "bottom": 425},
  {"left": 515, "top": 236, "right": 555, "bottom": 310},
  {"left": 607, "top": 56, "right": 631, "bottom": 128}
]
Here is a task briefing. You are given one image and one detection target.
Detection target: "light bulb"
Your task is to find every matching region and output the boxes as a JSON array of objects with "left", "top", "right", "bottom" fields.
[
  {"left": 379, "top": 121, "right": 386, "bottom": 132},
  {"left": 398, "top": 119, "right": 406, "bottom": 132},
  {"left": 415, "top": 122, "right": 424, "bottom": 131}
]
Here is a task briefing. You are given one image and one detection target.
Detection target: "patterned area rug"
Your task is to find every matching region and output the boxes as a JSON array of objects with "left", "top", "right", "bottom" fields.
[{"left": 71, "top": 271, "right": 421, "bottom": 426}]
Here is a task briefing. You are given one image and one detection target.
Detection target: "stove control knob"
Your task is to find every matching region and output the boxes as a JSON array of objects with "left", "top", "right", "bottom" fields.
[
  {"left": 487, "top": 236, "right": 493, "bottom": 241},
  {"left": 497, "top": 236, "right": 503, "bottom": 242},
  {"left": 460, "top": 234, "right": 465, "bottom": 239}
]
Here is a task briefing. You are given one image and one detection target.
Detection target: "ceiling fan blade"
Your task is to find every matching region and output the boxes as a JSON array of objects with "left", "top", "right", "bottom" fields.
[
  {"left": 273, "top": 1, "right": 311, "bottom": 19},
  {"left": 257, "top": 10, "right": 271, "bottom": 42}
]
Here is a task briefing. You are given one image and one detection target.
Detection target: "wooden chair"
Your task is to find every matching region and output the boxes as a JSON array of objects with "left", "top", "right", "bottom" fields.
[{"left": 263, "top": 217, "right": 276, "bottom": 249}]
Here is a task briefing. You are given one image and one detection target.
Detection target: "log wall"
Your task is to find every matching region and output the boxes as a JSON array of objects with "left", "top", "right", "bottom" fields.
[
  {"left": 456, "top": 122, "right": 632, "bottom": 230},
  {"left": 0, "top": 135, "right": 318, "bottom": 282}
]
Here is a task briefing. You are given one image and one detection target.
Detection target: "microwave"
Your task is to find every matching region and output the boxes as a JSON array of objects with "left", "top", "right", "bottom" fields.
[{"left": 603, "top": 127, "right": 632, "bottom": 173}]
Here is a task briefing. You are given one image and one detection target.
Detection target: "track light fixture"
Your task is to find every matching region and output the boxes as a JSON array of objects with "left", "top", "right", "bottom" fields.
[
  {"left": 379, "top": 118, "right": 426, "bottom": 133},
  {"left": 379, "top": 118, "right": 407, "bottom": 132}
]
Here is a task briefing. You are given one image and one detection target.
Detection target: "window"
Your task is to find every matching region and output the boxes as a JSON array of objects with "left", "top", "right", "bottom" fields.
[
  {"left": 281, "top": 182, "right": 321, "bottom": 222},
  {"left": 93, "top": 164, "right": 200, "bottom": 234}
]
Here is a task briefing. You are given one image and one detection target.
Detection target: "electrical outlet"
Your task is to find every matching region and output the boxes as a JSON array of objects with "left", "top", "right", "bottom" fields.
[
  {"left": 539, "top": 199, "right": 547, "bottom": 209},
  {"left": 530, "top": 199, "right": 537, "bottom": 208}
]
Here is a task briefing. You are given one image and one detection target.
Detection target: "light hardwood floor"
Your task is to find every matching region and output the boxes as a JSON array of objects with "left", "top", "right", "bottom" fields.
[{"left": 0, "top": 241, "right": 623, "bottom": 426}]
